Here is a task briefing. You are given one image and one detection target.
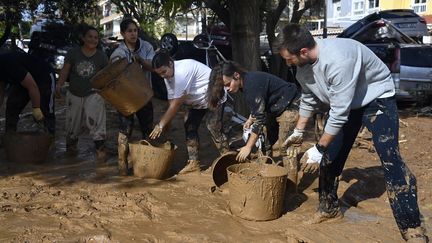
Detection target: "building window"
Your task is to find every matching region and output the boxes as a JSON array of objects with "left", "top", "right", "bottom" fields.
[
  {"left": 353, "top": 0, "right": 365, "bottom": 15},
  {"left": 333, "top": 1, "right": 341, "bottom": 18},
  {"left": 104, "top": 3, "right": 112, "bottom": 17},
  {"left": 368, "top": 0, "right": 379, "bottom": 9},
  {"left": 413, "top": 0, "right": 426, "bottom": 13}
]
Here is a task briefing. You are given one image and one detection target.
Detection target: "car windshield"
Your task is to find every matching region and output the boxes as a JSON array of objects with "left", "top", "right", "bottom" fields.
[
  {"left": 351, "top": 20, "right": 417, "bottom": 44},
  {"left": 401, "top": 47, "right": 432, "bottom": 67},
  {"left": 379, "top": 11, "right": 418, "bottom": 18}
]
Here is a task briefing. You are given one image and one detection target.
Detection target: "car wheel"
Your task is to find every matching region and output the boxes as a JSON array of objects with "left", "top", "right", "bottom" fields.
[
  {"left": 160, "top": 33, "right": 178, "bottom": 55},
  {"left": 193, "top": 34, "right": 210, "bottom": 48}
]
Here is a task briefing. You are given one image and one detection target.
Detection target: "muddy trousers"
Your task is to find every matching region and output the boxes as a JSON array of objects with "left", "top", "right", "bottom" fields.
[
  {"left": 320, "top": 96, "right": 421, "bottom": 233},
  {"left": 6, "top": 74, "right": 56, "bottom": 134},
  {"left": 266, "top": 109, "right": 299, "bottom": 192},
  {"left": 117, "top": 101, "right": 153, "bottom": 174},
  {"left": 65, "top": 91, "right": 106, "bottom": 148},
  {"left": 184, "top": 105, "right": 228, "bottom": 161}
]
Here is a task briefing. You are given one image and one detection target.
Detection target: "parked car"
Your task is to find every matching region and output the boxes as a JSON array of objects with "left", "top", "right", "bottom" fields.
[
  {"left": 1, "top": 39, "right": 30, "bottom": 52},
  {"left": 160, "top": 30, "right": 271, "bottom": 71},
  {"left": 338, "top": 19, "right": 432, "bottom": 104},
  {"left": 339, "top": 9, "right": 429, "bottom": 43}
]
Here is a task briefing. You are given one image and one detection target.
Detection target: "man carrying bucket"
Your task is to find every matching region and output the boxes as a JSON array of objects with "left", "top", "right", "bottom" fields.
[
  {"left": 150, "top": 49, "right": 229, "bottom": 174},
  {"left": 279, "top": 23, "right": 427, "bottom": 242},
  {"left": 110, "top": 18, "right": 155, "bottom": 175},
  {"left": 0, "top": 51, "right": 55, "bottom": 134}
]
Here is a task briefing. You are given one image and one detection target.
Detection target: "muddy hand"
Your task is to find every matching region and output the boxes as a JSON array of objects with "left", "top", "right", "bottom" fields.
[
  {"left": 300, "top": 145, "right": 322, "bottom": 174},
  {"left": 283, "top": 128, "right": 304, "bottom": 148},
  {"left": 149, "top": 124, "right": 163, "bottom": 139},
  {"left": 286, "top": 145, "right": 300, "bottom": 158},
  {"left": 236, "top": 146, "right": 251, "bottom": 162}
]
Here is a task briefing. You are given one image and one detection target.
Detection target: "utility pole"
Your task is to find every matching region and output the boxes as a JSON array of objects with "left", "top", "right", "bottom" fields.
[{"left": 323, "top": 0, "right": 328, "bottom": 38}]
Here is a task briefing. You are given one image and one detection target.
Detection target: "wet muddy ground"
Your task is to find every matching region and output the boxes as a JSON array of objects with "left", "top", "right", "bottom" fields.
[{"left": 0, "top": 98, "right": 431, "bottom": 242}]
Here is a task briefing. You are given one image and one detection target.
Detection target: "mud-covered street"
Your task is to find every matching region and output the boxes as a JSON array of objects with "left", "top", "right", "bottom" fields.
[{"left": 0, "top": 98, "right": 431, "bottom": 242}]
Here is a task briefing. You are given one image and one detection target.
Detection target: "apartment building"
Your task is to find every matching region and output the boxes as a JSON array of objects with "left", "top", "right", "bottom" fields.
[
  {"left": 327, "top": 0, "right": 432, "bottom": 30},
  {"left": 97, "top": 0, "right": 202, "bottom": 40},
  {"left": 98, "top": 0, "right": 122, "bottom": 39}
]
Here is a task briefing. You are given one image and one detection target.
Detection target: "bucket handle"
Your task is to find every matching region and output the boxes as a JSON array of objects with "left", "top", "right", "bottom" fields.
[
  {"left": 257, "top": 155, "right": 282, "bottom": 166},
  {"left": 139, "top": 140, "right": 153, "bottom": 146}
]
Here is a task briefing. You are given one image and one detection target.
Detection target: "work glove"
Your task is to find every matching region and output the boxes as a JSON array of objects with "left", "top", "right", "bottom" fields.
[
  {"left": 300, "top": 144, "right": 324, "bottom": 174},
  {"left": 149, "top": 124, "right": 163, "bottom": 140},
  {"left": 236, "top": 145, "right": 252, "bottom": 162},
  {"left": 283, "top": 128, "right": 304, "bottom": 148},
  {"left": 32, "top": 108, "right": 44, "bottom": 122}
]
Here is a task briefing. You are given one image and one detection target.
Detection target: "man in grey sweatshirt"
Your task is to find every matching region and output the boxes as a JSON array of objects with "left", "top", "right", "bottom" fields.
[{"left": 279, "top": 23, "right": 427, "bottom": 242}]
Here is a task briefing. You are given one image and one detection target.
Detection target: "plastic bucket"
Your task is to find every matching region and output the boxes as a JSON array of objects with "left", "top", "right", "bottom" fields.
[
  {"left": 226, "top": 162, "right": 288, "bottom": 221},
  {"left": 211, "top": 151, "right": 248, "bottom": 188},
  {"left": 128, "top": 140, "right": 176, "bottom": 179},
  {"left": 4, "top": 131, "right": 53, "bottom": 164},
  {"left": 91, "top": 58, "right": 153, "bottom": 116}
]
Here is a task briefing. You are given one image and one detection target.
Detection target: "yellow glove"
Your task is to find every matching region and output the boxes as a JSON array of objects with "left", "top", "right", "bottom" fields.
[{"left": 32, "top": 108, "right": 44, "bottom": 122}]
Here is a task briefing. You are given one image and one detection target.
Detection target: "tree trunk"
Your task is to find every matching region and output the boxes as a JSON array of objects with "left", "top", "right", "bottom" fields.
[{"left": 228, "top": 0, "right": 263, "bottom": 116}]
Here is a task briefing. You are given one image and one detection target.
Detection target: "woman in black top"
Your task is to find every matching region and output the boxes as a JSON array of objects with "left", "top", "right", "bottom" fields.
[{"left": 208, "top": 61, "right": 299, "bottom": 162}]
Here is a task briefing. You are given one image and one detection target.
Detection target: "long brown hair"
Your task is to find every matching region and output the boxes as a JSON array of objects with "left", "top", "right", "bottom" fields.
[{"left": 207, "top": 61, "right": 246, "bottom": 110}]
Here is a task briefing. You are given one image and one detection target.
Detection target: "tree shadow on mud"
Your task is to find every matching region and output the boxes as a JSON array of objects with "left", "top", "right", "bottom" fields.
[
  {"left": 281, "top": 166, "right": 387, "bottom": 213},
  {"left": 339, "top": 166, "right": 386, "bottom": 210},
  {"left": 0, "top": 149, "right": 183, "bottom": 188},
  {"left": 282, "top": 171, "right": 319, "bottom": 213}
]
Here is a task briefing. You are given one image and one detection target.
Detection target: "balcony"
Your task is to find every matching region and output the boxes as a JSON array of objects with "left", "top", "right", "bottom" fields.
[{"left": 413, "top": 4, "right": 427, "bottom": 13}]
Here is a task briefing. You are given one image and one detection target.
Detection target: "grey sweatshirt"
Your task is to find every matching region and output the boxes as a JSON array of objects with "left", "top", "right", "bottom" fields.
[
  {"left": 296, "top": 38, "right": 395, "bottom": 135},
  {"left": 110, "top": 38, "right": 155, "bottom": 81}
]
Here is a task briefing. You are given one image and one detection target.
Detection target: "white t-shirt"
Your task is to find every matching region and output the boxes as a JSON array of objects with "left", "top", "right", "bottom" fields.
[{"left": 164, "top": 59, "right": 211, "bottom": 109}]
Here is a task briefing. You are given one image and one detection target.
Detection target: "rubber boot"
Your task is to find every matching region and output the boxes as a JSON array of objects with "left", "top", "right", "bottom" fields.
[
  {"left": 179, "top": 160, "right": 201, "bottom": 174},
  {"left": 66, "top": 136, "right": 78, "bottom": 154},
  {"left": 95, "top": 140, "right": 107, "bottom": 163},
  {"left": 284, "top": 146, "right": 299, "bottom": 194},
  {"left": 403, "top": 227, "right": 428, "bottom": 243},
  {"left": 117, "top": 133, "right": 129, "bottom": 176}
]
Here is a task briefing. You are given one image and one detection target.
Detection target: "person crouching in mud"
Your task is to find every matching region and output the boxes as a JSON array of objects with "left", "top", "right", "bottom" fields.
[
  {"left": 150, "top": 50, "right": 229, "bottom": 174},
  {"left": 110, "top": 18, "right": 155, "bottom": 175},
  {"left": 0, "top": 51, "right": 55, "bottom": 135},
  {"left": 207, "top": 61, "right": 299, "bottom": 172},
  {"left": 279, "top": 23, "right": 428, "bottom": 242}
]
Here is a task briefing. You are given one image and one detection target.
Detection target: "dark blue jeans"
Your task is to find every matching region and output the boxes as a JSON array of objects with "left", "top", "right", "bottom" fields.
[
  {"left": 320, "top": 96, "right": 421, "bottom": 232},
  {"left": 118, "top": 101, "right": 153, "bottom": 139}
]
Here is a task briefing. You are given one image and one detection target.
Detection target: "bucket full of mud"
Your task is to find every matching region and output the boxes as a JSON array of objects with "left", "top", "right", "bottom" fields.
[
  {"left": 3, "top": 131, "right": 53, "bottom": 164},
  {"left": 91, "top": 58, "right": 153, "bottom": 116},
  {"left": 226, "top": 162, "right": 288, "bottom": 221},
  {"left": 128, "top": 140, "right": 176, "bottom": 179}
]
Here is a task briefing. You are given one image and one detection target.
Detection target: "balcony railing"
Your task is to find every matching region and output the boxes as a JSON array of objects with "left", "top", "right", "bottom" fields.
[{"left": 413, "top": 4, "right": 426, "bottom": 13}]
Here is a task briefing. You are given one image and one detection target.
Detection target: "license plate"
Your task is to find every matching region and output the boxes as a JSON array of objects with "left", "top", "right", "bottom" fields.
[{"left": 396, "top": 23, "right": 416, "bottom": 28}]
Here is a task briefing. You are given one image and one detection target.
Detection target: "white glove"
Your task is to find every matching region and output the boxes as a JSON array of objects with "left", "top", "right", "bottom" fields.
[
  {"left": 242, "top": 128, "right": 262, "bottom": 148},
  {"left": 300, "top": 145, "right": 323, "bottom": 174},
  {"left": 283, "top": 128, "right": 304, "bottom": 148}
]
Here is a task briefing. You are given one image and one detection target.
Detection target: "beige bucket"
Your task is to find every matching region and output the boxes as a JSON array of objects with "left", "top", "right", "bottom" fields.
[
  {"left": 226, "top": 160, "right": 288, "bottom": 221},
  {"left": 4, "top": 131, "right": 53, "bottom": 164},
  {"left": 91, "top": 58, "right": 153, "bottom": 116},
  {"left": 128, "top": 140, "right": 176, "bottom": 179}
]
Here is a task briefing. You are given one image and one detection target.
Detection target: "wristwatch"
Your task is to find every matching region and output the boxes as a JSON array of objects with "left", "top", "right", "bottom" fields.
[{"left": 315, "top": 143, "right": 327, "bottom": 154}]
